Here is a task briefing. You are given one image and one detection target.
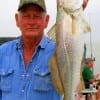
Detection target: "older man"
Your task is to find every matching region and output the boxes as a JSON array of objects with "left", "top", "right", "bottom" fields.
[{"left": 0, "top": 0, "right": 61, "bottom": 100}]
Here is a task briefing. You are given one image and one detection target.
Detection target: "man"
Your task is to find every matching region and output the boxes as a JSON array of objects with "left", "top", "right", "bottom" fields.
[
  {"left": 82, "top": 58, "right": 99, "bottom": 89},
  {"left": 0, "top": 0, "right": 90, "bottom": 100},
  {"left": 0, "top": 0, "right": 61, "bottom": 100},
  {"left": 82, "top": 58, "right": 99, "bottom": 100}
]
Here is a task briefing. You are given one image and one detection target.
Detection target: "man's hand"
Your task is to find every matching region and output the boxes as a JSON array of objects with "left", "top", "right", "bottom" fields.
[
  {"left": 82, "top": 0, "right": 89, "bottom": 10},
  {"left": 95, "top": 73, "right": 100, "bottom": 79}
]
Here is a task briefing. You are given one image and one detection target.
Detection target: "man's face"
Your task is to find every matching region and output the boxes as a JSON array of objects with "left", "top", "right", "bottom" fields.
[
  {"left": 87, "top": 61, "right": 94, "bottom": 68},
  {"left": 15, "top": 4, "right": 49, "bottom": 39}
]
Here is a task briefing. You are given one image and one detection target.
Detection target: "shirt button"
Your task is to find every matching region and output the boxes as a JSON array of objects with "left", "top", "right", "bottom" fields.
[
  {"left": 2, "top": 72, "right": 6, "bottom": 75},
  {"left": 21, "top": 74, "right": 25, "bottom": 78},
  {"left": 26, "top": 74, "right": 30, "bottom": 77},
  {"left": 30, "top": 60, "right": 32, "bottom": 63},
  {"left": 21, "top": 89, "right": 25, "bottom": 93},
  {"left": 41, "top": 73, "right": 45, "bottom": 76}
]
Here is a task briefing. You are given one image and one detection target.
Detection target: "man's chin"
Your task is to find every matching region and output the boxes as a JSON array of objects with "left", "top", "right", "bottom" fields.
[
  {"left": 26, "top": 34, "right": 38, "bottom": 38},
  {"left": 26, "top": 32, "right": 39, "bottom": 37}
]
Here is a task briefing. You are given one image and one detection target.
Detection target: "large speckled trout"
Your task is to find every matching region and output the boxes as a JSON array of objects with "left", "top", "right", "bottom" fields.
[{"left": 48, "top": 0, "right": 91, "bottom": 100}]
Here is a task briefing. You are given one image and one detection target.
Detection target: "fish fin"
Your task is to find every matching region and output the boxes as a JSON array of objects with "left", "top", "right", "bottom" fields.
[
  {"left": 49, "top": 53, "right": 64, "bottom": 96},
  {"left": 47, "top": 24, "right": 56, "bottom": 41}
]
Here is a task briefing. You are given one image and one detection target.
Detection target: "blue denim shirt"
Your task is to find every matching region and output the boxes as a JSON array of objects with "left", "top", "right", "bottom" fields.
[{"left": 0, "top": 36, "right": 61, "bottom": 100}]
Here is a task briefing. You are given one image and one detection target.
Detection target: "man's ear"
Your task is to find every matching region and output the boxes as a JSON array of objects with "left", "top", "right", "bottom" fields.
[
  {"left": 15, "top": 13, "right": 20, "bottom": 27},
  {"left": 44, "top": 15, "right": 50, "bottom": 28}
]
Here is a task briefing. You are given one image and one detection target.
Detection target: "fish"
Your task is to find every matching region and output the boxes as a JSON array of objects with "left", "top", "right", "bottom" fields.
[{"left": 48, "top": 0, "right": 91, "bottom": 100}]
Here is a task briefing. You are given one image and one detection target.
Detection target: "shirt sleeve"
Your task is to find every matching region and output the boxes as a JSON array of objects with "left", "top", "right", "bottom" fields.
[
  {"left": 0, "top": 54, "right": 2, "bottom": 99},
  {"left": 0, "top": 90, "right": 2, "bottom": 100},
  {"left": 0, "top": 76, "right": 2, "bottom": 100}
]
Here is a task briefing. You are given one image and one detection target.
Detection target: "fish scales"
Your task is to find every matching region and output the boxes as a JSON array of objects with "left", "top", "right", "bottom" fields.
[{"left": 48, "top": 0, "right": 91, "bottom": 100}]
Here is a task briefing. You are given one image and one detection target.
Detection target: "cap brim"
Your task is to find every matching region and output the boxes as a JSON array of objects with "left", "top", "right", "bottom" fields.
[{"left": 18, "top": 3, "right": 45, "bottom": 12}]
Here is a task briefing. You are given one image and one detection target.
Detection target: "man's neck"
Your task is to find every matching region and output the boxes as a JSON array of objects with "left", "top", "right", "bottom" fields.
[
  {"left": 22, "top": 35, "right": 43, "bottom": 50},
  {"left": 21, "top": 35, "right": 43, "bottom": 67}
]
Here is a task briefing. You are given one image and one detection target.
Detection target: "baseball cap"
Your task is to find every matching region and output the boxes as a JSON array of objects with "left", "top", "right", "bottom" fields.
[
  {"left": 18, "top": 0, "right": 46, "bottom": 12},
  {"left": 85, "top": 58, "right": 94, "bottom": 64}
]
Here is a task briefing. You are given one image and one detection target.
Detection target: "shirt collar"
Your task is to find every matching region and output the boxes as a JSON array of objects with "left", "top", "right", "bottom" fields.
[
  {"left": 39, "top": 35, "right": 49, "bottom": 49},
  {"left": 15, "top": 37, "right": 21, "bottom": 50},
  {"left": 16, "top": 35, "right": 49, "bottom": 50}
]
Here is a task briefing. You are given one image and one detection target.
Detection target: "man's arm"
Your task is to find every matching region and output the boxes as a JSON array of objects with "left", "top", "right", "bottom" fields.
[
  {"left": 0, "top": 90, "right": 2, "bottom": 100},
  {"left": 0, "top": 77, "right": 2, "bottom": 100},
  {"left": 89, "top": 73, "right": 100, "bottom": 83}
]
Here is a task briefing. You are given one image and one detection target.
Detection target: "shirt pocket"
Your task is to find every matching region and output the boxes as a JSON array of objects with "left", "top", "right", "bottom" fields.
[
  {"left": 33, "top": 67, "right": 52, "bottom": 92},
  {"left": 0, "top": 68, "right": 14, "bottom": 92}
]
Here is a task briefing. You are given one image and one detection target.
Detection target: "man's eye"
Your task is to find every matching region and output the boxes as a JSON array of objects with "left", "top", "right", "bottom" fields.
[
  {"left": 34, "top": 15, "right": 41, "bottom": 18},
  {"left": 23, "top": 15, "right": 30, "bottom": 18},
  {"left": 21, "top": 14, "right": 43, "bottom": 19}
]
